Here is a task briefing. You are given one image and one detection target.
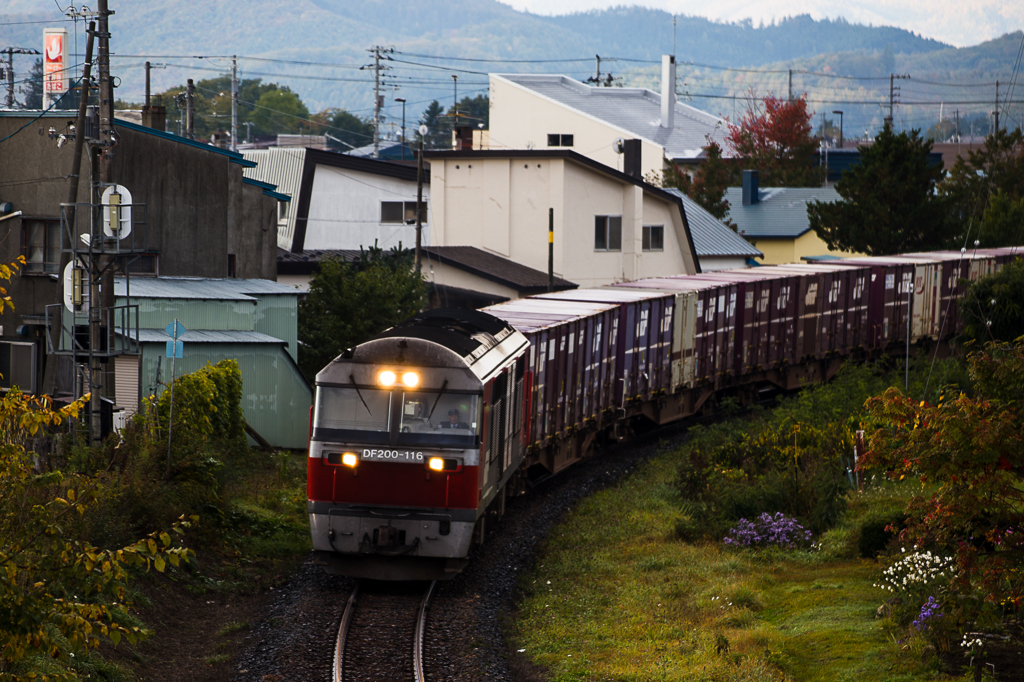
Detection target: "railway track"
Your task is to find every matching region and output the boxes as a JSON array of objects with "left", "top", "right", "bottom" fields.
[{"left": 333, "top": 580, "right": 437, "bottom": 682}]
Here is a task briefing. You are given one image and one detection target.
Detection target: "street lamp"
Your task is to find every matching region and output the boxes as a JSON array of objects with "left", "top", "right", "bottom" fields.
[
  {"left": 395, "top": 97, "right": 406, "bottom": 160},
  {"left": 832, "top": 110, "right": 844, "bottom": 148}
]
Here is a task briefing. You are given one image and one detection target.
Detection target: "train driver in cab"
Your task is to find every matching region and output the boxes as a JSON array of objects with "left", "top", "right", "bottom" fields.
[{"left": 440, "top": 408, "right": 470, "bottom": 430}]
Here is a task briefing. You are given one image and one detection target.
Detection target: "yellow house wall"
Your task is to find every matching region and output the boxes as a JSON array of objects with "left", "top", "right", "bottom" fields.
[{"left": 748, "top": 231, "right": 866, "bottom": 265}]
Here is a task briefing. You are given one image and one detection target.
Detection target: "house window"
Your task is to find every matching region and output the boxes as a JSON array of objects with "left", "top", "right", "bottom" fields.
[
  {"left": 642, "top": 225, "right": 664, "bottom": 251},
  {"left": 547, "top": 134, "right": 574, "bottom": 147},
  {"left": 22, "top": 219, "right": 61, "bottom": 274},
  {"left": 126, "top": 253, "right": 158, "bottom": 276},
  {"left": 0, "top": 340, "right": 36, "bottom": 393},
  {"left": 594, "top": 216, "right": 622, "bottom": 251},
  {"left": 381, "top": 201, "right": 428, "bottom": 224}
]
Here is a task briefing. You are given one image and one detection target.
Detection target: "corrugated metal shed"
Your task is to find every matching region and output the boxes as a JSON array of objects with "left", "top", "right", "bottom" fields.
[
  {"left": 722, "top": 187, "right": 840, "bottom": 238},
  {"left": 113, "top": 276, "right": 309, "bottom": 449},
  {"left": 496, "top": 73, "right": 729, "bottom": 162},
  {"left": 138, "top": 342, "right": 311, "bottom": 450},
  {"left": 662, "top": 189, "right": 763, "bottom": 258},
  {"left": 242, "top": 147, "right": 306, "bottom": 247}
]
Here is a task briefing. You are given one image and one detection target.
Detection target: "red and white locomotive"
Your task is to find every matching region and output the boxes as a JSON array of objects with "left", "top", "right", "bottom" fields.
[{"left": 307, "top": 309, "right": 531, "bottom": 580}]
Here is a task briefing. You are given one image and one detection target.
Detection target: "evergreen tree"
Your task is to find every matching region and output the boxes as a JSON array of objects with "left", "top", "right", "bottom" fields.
[
  {"left": 417, "top": 100, "right": 448, "bottom": 149},
  {"left": 940, "top": 128, "right": 1024, "bottom": 248},
  {"left": 297, "top": 246, "right": 427, "bottom": 381},
  {"left": 313, "top": 108, "right": 374, "bottom": 150},
  {"left": 19, "top": 58, "right": 42, "bottom": 109},
  {"left": 808, "top": 123, "right": 952, "bottom": 255},
  {"left": 660, "top": 141, "right": 738, "bottom": 229}
]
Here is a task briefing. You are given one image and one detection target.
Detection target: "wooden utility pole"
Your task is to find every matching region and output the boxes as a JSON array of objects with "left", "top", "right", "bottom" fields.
[
  {"left": 994, "top": 80, "right": 1000, "bottom": 133},
  {"left": 415, "top": 131, "right": 424, "bottom": 274},
  {"left": 547, "top": 208, "right": 554, "bottom": 292},
  {"left": 185, "top": 78, "right": 195, "bottom": 140}
]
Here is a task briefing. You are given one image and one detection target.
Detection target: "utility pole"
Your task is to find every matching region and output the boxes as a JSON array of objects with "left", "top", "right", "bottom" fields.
[
  {"left": 788, "top": 69, "right": 792, "bottom": 102},
  {"left": 994, "top": 80, "right": 1000, "bottom": 134},
  {"left": 144, "top": 60, "right": 150, "bottom": 107},
  {"left": 59, "top": 21, "right": 94, "bottom": 280},
  {"left": 547, "top": 208, "right": 554, "bottom": 292},
  {"left": 364, "top": 46, "right": 392, "bottom": 158},
  {"left": 90, "top": 0, "right": 117, "bottom": 444},
  {"left": 231, "top": 56, "right": 238, "bottom": 152},
  {"left": 185, "top": 78, "right": 195, "bottom": 140},
  {"left": 395, "top": 97, "right": 406, "bottom": 160},
  {"left": 886, "top": 73, "right": 910, "bottom": 127},
  {"left": 2, "top": 47, "right": 40, "bottom": 108},
  {"left": 414, "top": 125, "right": 425, "bottom": 274}
]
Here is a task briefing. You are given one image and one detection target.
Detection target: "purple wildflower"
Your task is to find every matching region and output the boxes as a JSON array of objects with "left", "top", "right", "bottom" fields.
[
  {"left": 723, "top": 512, "right": 812, "bottom": 549},
  {"left": 912, "top": 596, "right": 943, "bottom": 631}
]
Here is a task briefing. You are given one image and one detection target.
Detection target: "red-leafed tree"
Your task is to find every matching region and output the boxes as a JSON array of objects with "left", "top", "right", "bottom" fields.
[{"left": 727, "top": 92, "right": 824, "bottom": 187}]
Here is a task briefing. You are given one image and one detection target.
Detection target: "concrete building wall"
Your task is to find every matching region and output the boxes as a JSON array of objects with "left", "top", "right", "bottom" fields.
[
  {"left": 303, "top": 165, "right": 430, "bottom": 252},
  {"left": 430, "top": 155, "right": 697, "bottom": 289},
  {"left": 0, "top": 113, "right": 280, "bottom": 396},
  {"left": 489, "top": 76, "right": 665, "bottom": 179}
]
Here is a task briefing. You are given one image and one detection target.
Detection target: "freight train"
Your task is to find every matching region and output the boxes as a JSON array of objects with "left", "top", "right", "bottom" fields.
[{"left": 308, "top": 247, "right": 1021, "bottom": 580}]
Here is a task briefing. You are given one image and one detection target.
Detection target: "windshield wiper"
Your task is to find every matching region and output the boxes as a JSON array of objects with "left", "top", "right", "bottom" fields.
[
  {"left": 349, "top": 374, "right": 372, "bottom": 415},
  {"left": 427, "top": 379, "right": 449, "bottom": 421}
]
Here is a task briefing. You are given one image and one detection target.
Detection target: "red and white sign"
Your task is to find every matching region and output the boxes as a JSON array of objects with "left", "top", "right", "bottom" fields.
[{"left": 43, "top": 29, "right": 68, "bottom": 96}]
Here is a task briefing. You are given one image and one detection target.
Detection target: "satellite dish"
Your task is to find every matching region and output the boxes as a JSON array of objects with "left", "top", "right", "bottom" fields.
[
  {"left": 63, "top": 261, "right": 89, "bottom": 313},
  {"left": 101, "top": 185, "right": 132, "bottom": 239},
  {"left": 613, "top": 138, "right": 625, "bottom": 154}
]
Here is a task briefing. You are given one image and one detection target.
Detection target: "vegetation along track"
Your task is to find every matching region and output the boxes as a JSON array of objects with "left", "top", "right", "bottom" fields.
[{"left": 334, "top": 580, "right": 437, "bottom": 682}]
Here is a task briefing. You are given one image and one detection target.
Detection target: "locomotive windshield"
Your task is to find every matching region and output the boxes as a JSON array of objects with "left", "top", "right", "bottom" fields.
[{"left": 314, "top": 387, "right": 481, "bottom": 448}]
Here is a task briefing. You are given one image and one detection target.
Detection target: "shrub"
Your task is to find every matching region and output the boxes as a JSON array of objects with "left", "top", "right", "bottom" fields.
[{"left": 858, "top": 513, "right": 905, "bottom": 558}]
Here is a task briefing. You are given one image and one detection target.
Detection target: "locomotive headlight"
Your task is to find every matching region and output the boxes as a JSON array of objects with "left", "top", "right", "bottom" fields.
[
  {"left": 401, "top": 371, "right": 419, "bottom": 388},
  {"left": 427, "top": 457, "right": 459, "bottom": 472},
  {"left": 378, "top": 370, "right": 397, "bottom": 386},
  {"left": 341, "top": 452, "right": 358, "bottom": 468}
]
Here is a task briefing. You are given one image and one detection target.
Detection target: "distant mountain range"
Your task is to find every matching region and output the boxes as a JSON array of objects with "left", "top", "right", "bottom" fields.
[{"left": 1, "top": 0, "right": 1019, "bottom": 135}]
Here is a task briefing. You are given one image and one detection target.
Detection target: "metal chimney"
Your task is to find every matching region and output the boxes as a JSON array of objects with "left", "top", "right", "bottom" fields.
[
  {"left": 742, "top": 170, "right": 759, "bottom": 206},
  {"left": 661, "top": 55, "right": 676, "bottom": 129}
]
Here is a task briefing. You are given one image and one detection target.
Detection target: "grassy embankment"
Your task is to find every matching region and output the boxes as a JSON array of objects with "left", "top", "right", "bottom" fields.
[{"left": 513, "top": 359, "right": 978, "bottom": 681}]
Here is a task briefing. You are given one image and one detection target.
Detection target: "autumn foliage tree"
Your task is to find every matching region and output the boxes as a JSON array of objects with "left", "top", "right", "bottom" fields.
[
  {"left": 862, "top": 340, "right": 1024, "bottom": 623},
  {"left": 726, "top": 92, "right": 824, "bottom": 187}
]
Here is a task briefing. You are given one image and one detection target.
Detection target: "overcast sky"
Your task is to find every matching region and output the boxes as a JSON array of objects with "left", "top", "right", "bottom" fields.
[{"left": 501, "top": 0, "right": 1022, "bottom": 48}]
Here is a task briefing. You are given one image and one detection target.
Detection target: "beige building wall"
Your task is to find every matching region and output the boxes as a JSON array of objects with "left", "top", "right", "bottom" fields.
[
  {"left": 431, "top": 155, "right": 697, "bottom": 289},
  {"left": 748, "top": 231, "right": 865, "bottom": 265},
  {"left": 489, "top": 76, "right": 665, "bottom": 179}
]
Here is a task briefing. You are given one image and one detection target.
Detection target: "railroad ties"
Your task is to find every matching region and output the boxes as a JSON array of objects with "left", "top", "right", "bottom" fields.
[{"left": 335, "top": 580, "right": 436, "bottom": 682}]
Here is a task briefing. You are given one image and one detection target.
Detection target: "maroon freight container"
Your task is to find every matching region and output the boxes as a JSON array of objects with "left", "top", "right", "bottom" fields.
[
  {"left": 829, "top": 258, "right": 917, "bottom": 348},
  {"left": 534, "top": 289, "right": 674, "bottom": 405},
  {"left": 484, "top": 300, "right": 618, "bottom": 445},
  {"left": 615, "top": 277, "right": 738, "bottom": 385},
  {"left": 766, "top": 263, "right": 871, "bottom": 358}
]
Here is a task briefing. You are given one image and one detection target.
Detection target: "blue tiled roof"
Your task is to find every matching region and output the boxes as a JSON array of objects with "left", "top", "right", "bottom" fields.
[
  {"left": 662, "top": 189, "right": 762, "bottom": 258},
  {"left": 722, "top": 187, "right": 840, "bottom": 239}
]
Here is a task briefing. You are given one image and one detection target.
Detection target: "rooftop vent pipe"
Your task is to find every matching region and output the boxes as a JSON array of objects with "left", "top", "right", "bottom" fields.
[{"left": 661, "top": 55, "right": 676, "bottom": 129}]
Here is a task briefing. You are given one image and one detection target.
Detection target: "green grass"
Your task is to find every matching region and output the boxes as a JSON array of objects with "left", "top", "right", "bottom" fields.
[
  {"left": 216, "top": 620, "right": 252, "bottom": 637},
  {"left": 512, "top": 448, "right": 969, "bottom": 682}
]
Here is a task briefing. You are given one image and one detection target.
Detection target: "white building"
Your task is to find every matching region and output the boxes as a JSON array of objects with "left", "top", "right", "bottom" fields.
[
  {"left": 243, "top": 148, "right": 428, "bottom": 253},
  {"left": 488, "top": 57, "right": 730, "bottom": 180},
  {"left": 424, "top": 149, "right": 700, "bottom": 288}
]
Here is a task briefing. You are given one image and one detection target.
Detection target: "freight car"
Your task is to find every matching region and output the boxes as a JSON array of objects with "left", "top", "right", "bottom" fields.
[{"left": 308, "top": 247, "right": 1021, "bottom": 580}]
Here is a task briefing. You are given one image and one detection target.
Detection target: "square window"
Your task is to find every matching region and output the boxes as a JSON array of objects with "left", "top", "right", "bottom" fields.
[
  {"left": 561, "top": 134, "right": 573, "bottom": 147},
  {"left": 381, "top": 201, "right": 404, "bottom": 223},
  {"left": 594, "top": 216, "right": 622, "bottom": 251},
  {"left": 642, "top": 225, "right": 664, "bottom": 251},
  {"left": 22, "top": 219, "right": 61, "bottom": 274},
  {"left": 547, "top": 133, "right": 560, "bottom": 147},
  {"left": 403, "top": 201, "right": 427, "bottom": 224}
]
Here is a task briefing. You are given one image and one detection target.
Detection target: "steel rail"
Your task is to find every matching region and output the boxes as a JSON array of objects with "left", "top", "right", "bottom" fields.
[
  {"left": 412, "top": 581, "right": 437, "bottom": 682},
  {"left": 333, "top": 582, "right": 361, "bottom": 682}
]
